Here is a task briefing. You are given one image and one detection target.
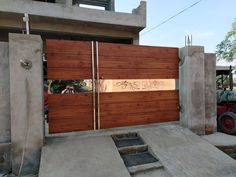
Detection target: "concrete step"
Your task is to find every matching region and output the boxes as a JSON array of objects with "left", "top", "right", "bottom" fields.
[
  {"left": 112, "top": 133, "right": 145, "bottom": 148},
  {"left": 112, "top": 133, "right": 159, "bottom": 168},
  {"left": 118, "top": 144, "right": 148, "bottom": 155},
  {"left": 128, "top": 161, "right": 163, "bottom": 175}
]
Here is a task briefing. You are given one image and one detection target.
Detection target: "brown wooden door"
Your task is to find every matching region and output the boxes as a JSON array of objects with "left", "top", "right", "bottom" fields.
[
  {"left": 46, "top": 40, "right": 180, "bottom": 133},
  {"left": 46, "top": 40, "right": 95, "bottom": 134},
  {"left": 98, "top": 42, "right": 180, "bottom": 129}
]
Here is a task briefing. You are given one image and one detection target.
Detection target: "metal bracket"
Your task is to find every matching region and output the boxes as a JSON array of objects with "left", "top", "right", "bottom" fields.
[
  {"left": 179, "top": 57, "right": 185, "bottom": 66},
  {"left": 178, "top": 104, "right": 184, "bottom": 113},
  {"left": 20, "top": 59, "right": 32, "bottom": 70}
]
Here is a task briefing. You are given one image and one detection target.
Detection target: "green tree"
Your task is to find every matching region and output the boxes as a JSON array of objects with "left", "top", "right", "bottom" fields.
[{"left": 216, "top": 20, "right": 236, "bottom": 61}]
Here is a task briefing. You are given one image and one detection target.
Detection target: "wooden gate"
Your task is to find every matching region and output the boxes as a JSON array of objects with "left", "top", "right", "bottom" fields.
[{"left": 46, "top": 40, "right": 179, "bottom": 133}]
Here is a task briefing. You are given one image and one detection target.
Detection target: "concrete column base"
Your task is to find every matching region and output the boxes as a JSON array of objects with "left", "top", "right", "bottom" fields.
[{"left": 0, "top": 143, "right": 11, "bottom": 173}]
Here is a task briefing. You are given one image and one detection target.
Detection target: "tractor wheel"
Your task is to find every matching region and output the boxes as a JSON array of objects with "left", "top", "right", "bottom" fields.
[{"left": 218, "top": 112, "right": 236, "bottom": 135}]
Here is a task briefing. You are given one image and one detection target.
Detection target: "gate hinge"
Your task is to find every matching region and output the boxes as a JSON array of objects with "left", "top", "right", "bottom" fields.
[{"left": 178, "top": 104, "right": 184, "bottom": 113}]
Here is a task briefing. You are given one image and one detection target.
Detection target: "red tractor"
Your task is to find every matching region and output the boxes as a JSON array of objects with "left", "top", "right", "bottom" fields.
[{"left": 217, "top": 66, "right": 236, "bottom": 134}]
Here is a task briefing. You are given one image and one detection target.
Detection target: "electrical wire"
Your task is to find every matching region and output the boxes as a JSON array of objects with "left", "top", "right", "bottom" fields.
[{"left": 141, "top": 0, "right": 204, "bottom": 36}]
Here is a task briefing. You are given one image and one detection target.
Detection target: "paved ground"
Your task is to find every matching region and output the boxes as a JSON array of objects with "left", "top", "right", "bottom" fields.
[
  {"left": 140, "top": 125, "right": 236, "bottom": 177},
  {"left": 39, "top": 123, "right": 236, "bottom": 177},
  {"left": 39, "top": 136, "right": 130, "bottom": 177},
  {"left": 202, "top": 132, "right": 236, "bottom": 147}
]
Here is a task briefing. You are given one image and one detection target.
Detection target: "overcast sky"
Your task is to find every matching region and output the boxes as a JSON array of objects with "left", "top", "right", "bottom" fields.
[{"left": 115, "top": 0, "right": 236, "bottom": 55}]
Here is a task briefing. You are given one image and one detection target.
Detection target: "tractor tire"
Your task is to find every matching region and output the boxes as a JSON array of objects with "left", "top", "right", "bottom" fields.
[{"left": 218, "top": 112, "right": 236, "bottom": 135}]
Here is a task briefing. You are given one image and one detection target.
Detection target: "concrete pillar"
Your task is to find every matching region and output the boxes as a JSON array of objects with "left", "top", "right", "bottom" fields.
[
  {"left": 9, "top": 33, "right": 44, "bottom": 175},
  {"left": 66, "top": 0, "right": 76, "bottom": 6},
  {"left": 133, "top": 35, "right": 139, "bottom": 45},
  {"left": 0, "top": 42, "right": 11, "bottom": 173},
  {"left": 106, "top": 0, "right": 115, "bottom": 11},
  {"left": 132, "top": 0, "right": 147, "bottom": 27},
  {"left": 179, "top": 46, "right": 205, "bottom": 135},
  {"left": 205, "top": 53, "right": 217, "bottom": 134}
]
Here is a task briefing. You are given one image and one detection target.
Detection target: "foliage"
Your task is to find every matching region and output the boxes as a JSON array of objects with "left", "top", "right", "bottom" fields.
[
  {"left": 216, "top": 75, "right": 229, "bottom": 89},
  {"left": 49, "top": 80, "right": 92, "bottom": 93},
  {"left": 216, "top": 20, "right": 236, "bottom": 61}
]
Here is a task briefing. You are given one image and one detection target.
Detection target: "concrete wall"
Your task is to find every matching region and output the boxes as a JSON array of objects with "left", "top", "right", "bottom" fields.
[
  {"left": 0, "top": 0, "right": 146, "bottom": 44},
  {"left": 205, "top": 53, "right": 217, "bottom": 134},
  {"left": 179, "top": 46, "right": 206, "bottom": 135},
  {"left": 9, "top": 33, "right": 44, "bottom": 175},
  {"left": 0, "top": 42, "right": 10, "bottom": 145},
  {"left": 0, "top": 42, "right": 11, "bottom": 173},
  {"left": 0, "top": 0, "right": 145, "bottom": 27},
  {"left": 179, "top": 46, "right": 217, "bottom": 135}
]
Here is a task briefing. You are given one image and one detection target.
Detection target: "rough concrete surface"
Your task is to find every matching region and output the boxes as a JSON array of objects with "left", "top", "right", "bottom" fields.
[
  {"left": 9, "top": 33, "right": 44, "bottom": 175},
  {"left": 0, "top": 0, "right": 146, "bottom": 28},
  {"left": 202, "top": 133, "right": 236, "bottom": 147},
  {"left": 204, "top": 53, "right": 217, "bottom": 134},
  {"left": 39, "top": 123, "right": 236, "bottom": 177},
  {"left": 140, "top": 125, "right": 236, "bottom": 177},
  {"left": 0, "top": 42, "right": 10, "bottom": 143},
  {"left": 0, "top": 143, "right": 11, "bottom": 174},
  {"left": 133, "top": 168, "right": 172, "bottom": 177},
  {"left": 179, "top": 46, "right": 206, "bottom": 135},
  {"left": 39, "top": 136, "right": 130, "bottom": 177},
  {"left": 0, "top": 42, "right": 11, "bottom": 173}
]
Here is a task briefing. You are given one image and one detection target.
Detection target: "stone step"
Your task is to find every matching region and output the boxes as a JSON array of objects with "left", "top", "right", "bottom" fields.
[
  {"left": 112, "top": 133, "right": 145, "bottom": 148},
  {"left": 128, "top": 161, "right": 164, "bottom": 175},
  {"left": 118, "top": 144, "right": 148, "bottom": 155}
]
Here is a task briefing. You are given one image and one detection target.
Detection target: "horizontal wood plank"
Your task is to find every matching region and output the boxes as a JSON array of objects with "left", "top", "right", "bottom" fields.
[
  {"left": 99, "top": 68, "right": 178, "bottom": 79},
  {"left": 100, "top": 100, "right": 179, "bottom": 116},
  {"left": 49, "top": 119, "right": 93, "bottom": 133},
  {"left": 48, "top": 94, "right": 93, "bottom": 105},
  {"left": 47, "top": 53, "right": 91, "bottom": 68},
  {"left": 49, "top": 106, "right": 92, "bottom": 117},
  {"left": 46, "top": 39, "right": 92, "bottom": 55},
  {"left": 48, "top": 67, "right": 92, "bottom": 80},
  {"left": 99, "top": 42, "right": 179, "bottom": 58},
  {"left": 100, "top": 111, "right": 179, "bottom": 129},
  {"left": 99, "top": 58, "right": 178, "bottom": 69},
  {"left": 49, "top": 117, "right": 94, "bottom": 133},
  {"left": 100, "top": 91, "right": 179, "bottom": 103}
]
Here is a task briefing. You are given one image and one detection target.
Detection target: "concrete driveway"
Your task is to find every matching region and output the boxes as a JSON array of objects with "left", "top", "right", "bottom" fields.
[{"left": 39, "top": 123, "right": 236, "bottom": 177}]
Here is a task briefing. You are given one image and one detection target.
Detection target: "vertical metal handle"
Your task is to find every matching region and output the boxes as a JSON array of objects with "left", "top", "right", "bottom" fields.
[
  {"left": 91, "top": 41, "right": 96, "bottom": 130},
  {"left": 96, "top": 41, "right": 101, "bottom": 130}
]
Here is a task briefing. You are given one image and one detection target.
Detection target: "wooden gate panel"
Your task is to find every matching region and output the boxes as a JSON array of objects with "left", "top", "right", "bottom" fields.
[
  {"left": 100, "top": 91, "right": 179, "bottom": 129},
  {"left": 47, "top": 40, "right": 180, "bottom": 133},
  {"left": 99, "top": 43, "right": 179, "bottom": 79},
  {"left": 48, "top": 94, "right": 93, "bottom": 134},
  {"left": 47, "top": 39, "right": 94, "bottom": 134},
  {"left": 47, "top": 40, "right": 92, "bottom": 80}
]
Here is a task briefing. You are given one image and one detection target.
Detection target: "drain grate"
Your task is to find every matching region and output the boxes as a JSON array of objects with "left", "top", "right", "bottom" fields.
[{"left": 122, "top": 151, "right": 158, "bottom": 167}]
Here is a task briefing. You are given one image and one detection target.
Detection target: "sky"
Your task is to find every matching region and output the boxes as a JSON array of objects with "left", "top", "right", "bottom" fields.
[{"left": 115, "top": 0, "right": 236, "bottom": 55}]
